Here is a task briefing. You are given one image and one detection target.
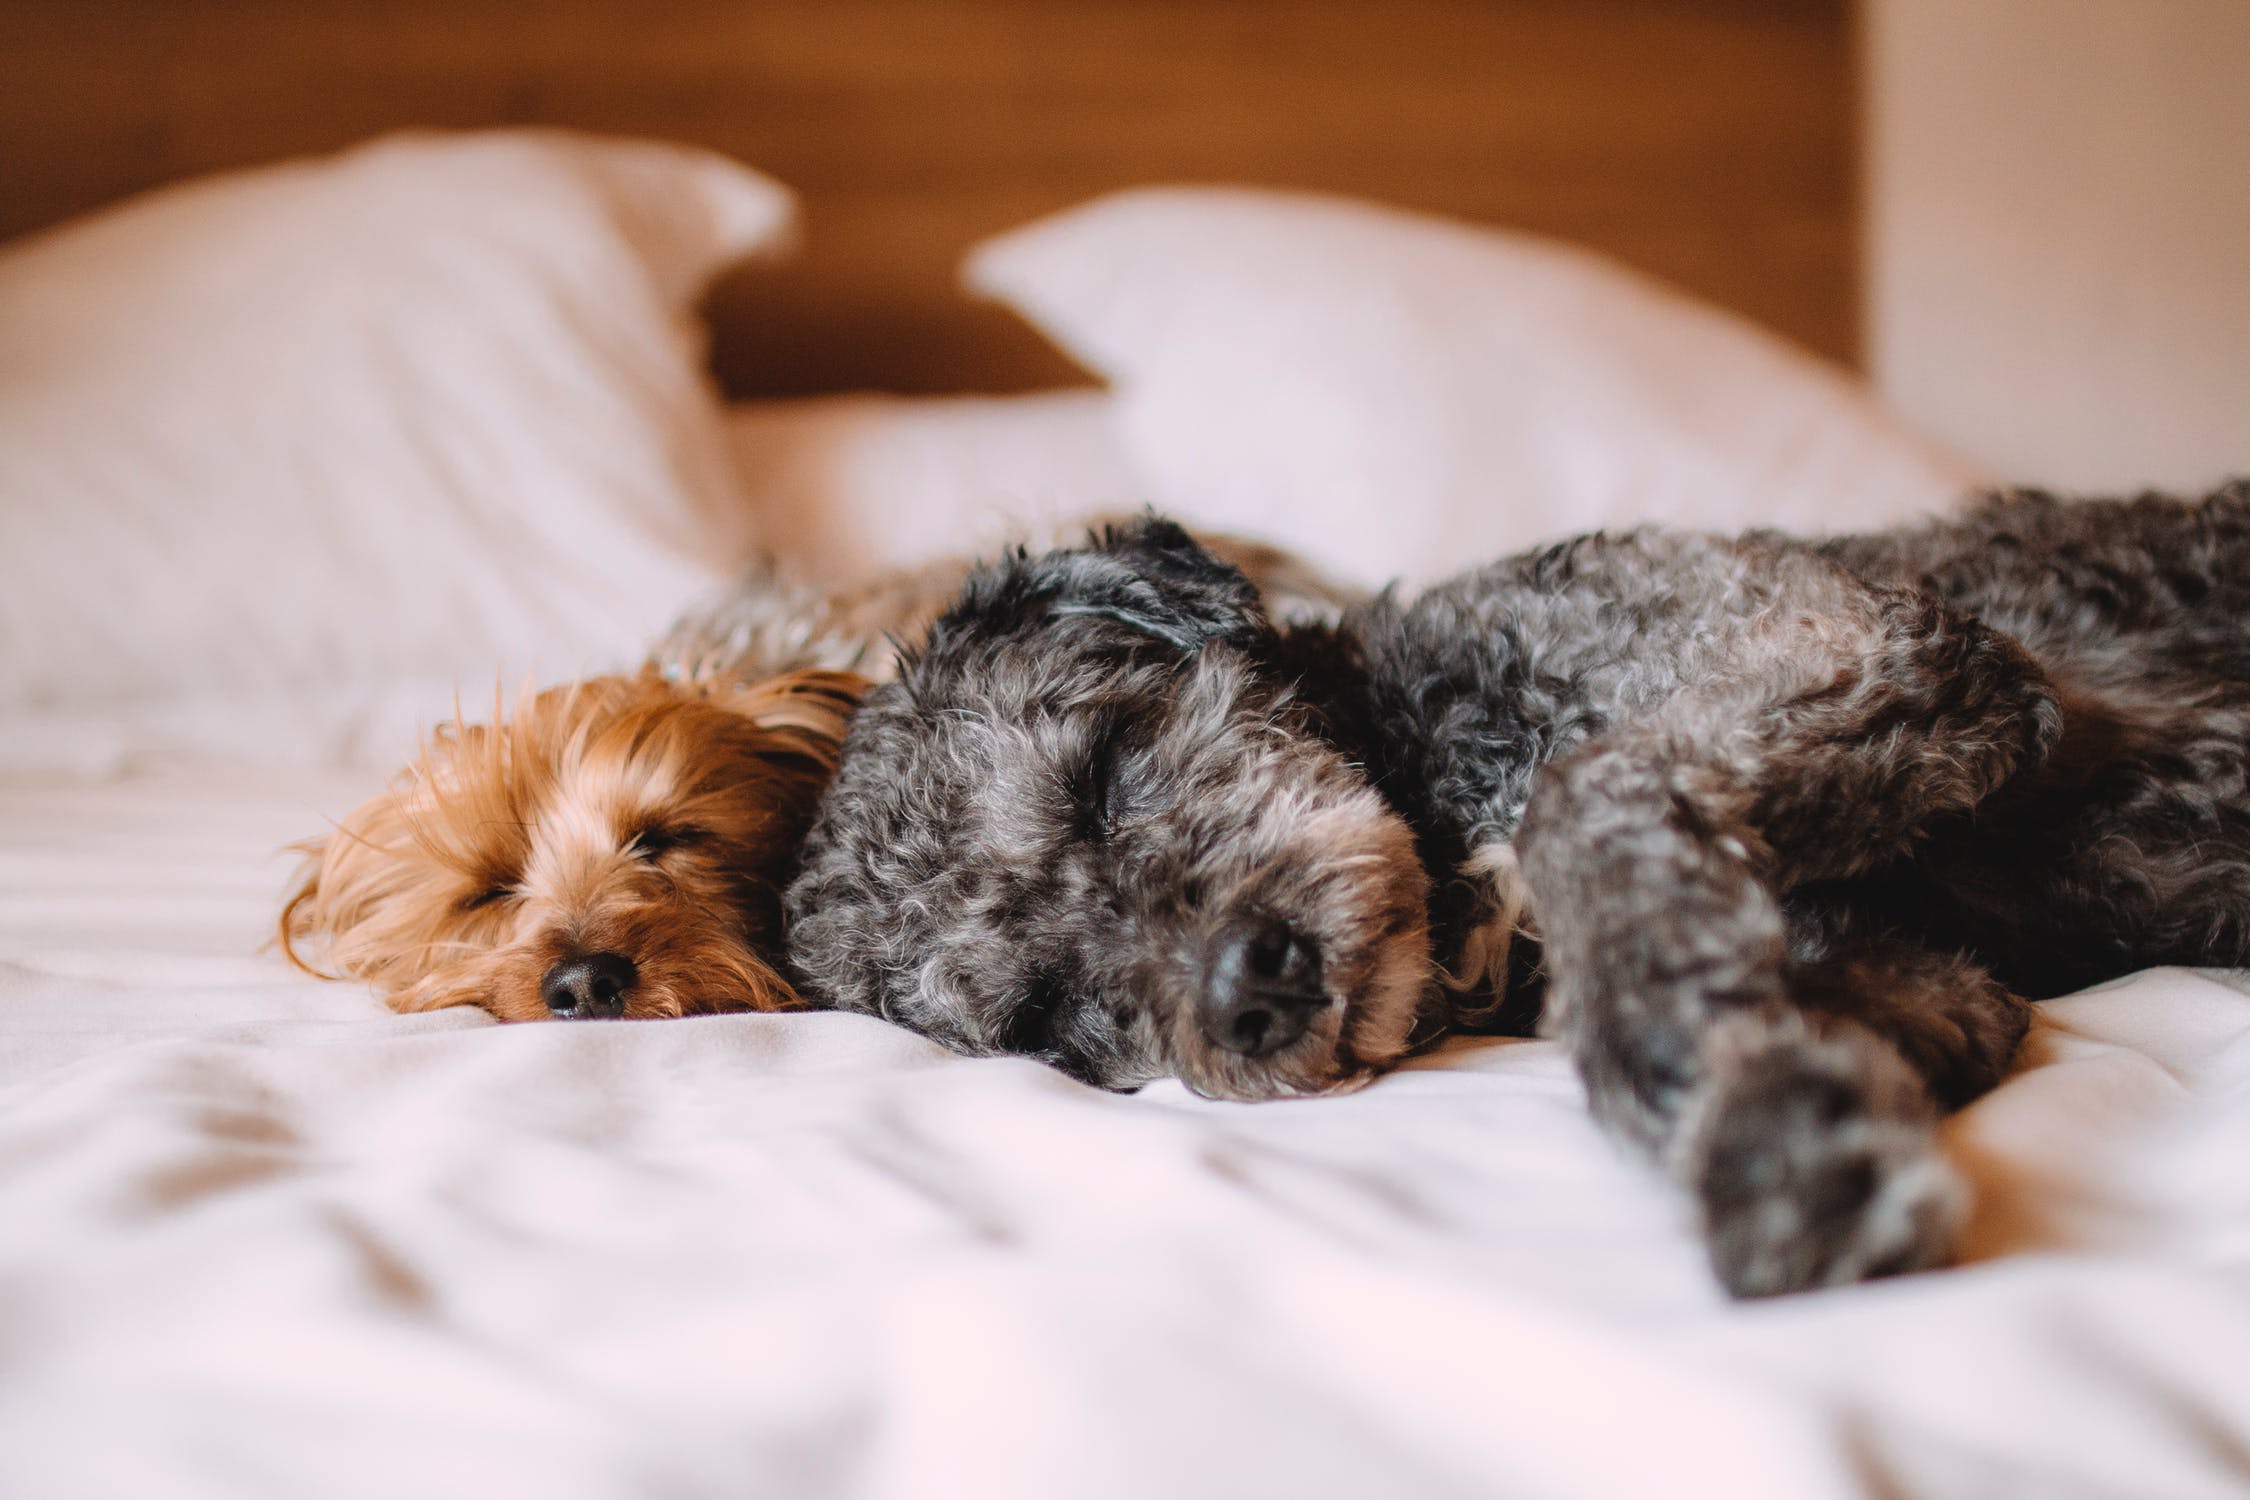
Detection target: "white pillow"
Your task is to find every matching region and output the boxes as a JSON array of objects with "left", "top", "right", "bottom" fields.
[
  {"left": 967, "top": 187, "right": 1985, "bottom": 587},
  {"left": 725, "top": 390, "right": 1143, "bottom": 583},
  {"left": 0, "top": 130, "right": 790, "bottom": 711}
]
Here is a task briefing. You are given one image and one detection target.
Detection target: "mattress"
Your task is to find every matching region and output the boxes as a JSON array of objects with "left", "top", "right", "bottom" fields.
[{"left": 4, "top": 753, "right": 2249, "bottom": 1498}]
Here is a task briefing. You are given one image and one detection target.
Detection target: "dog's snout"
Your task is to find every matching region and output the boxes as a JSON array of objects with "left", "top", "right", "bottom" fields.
[
  {"left": 541, "top": 952, "right": 637, "bottom": 1019},
  {"left": 1200, "top": 916, "right": 1325, "bottom": 1057}
]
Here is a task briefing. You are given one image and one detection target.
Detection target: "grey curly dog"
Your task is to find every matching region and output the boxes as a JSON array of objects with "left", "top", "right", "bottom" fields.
[{"left": 785, "top": 483, "right": 2250, "bottom": 1296}]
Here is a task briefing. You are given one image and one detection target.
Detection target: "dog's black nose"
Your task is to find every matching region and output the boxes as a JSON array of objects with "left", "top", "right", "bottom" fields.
[
  {"left": 1200, "top": 917, "right": 1325, "bottom": 1057},
  {"left": 541, "top": 952, "right": 637, "bottom": 1019}
]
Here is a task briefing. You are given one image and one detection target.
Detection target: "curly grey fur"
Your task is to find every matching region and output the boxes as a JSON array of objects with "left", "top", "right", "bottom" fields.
[
  {"left": 787, "top": 483, "right": 2250, "bottom": 1296},
  {"left": 653, "top": 530, "right": 1361, "bottom": 688}
]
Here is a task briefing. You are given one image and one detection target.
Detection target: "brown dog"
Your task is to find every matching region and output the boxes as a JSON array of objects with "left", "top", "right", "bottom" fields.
[{"left": 280, "top": 667, "right": 862, "bottom": 1020}]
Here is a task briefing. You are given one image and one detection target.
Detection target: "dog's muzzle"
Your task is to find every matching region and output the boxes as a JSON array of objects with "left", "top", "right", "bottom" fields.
[
  {"left": 1198, "top": 915, "right": 1326, "bottom": 1058},
  {"left": 542, "top": 952, "right": 637, "bottom": 1019}
]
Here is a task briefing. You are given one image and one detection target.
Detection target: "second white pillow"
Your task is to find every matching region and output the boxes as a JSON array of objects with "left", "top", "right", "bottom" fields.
[{"left": 968, "top": 187, "right": 1982, "bottom": 587}]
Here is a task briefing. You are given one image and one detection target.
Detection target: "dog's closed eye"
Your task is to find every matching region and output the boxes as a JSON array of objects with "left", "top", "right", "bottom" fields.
[
  {"left": 1069, "top": 726, "right": 1149, "bottom": 842},
  {"left": 626, "top": 824, "right": 708, "bottom": 860},
  {"left": 1086, "top": 744, "right": 1122, "bottom": 840},
  {"left": 459, "top": 882, "right": 517, "bottom": 913}
]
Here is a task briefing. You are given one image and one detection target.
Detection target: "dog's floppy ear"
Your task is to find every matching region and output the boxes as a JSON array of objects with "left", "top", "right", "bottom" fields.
[
  {"left": 696, "top": 668, "right": 868, "bottom": 773},
  {"left": 1043, "top": 514, "right": 1271, "bottom": 653}
]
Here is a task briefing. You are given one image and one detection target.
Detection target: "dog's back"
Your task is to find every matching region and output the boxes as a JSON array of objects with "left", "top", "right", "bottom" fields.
[
  {"left": 1819, "top": 481, "right": 2250, "bottom": 675},
  {"left": 1810, "top": 482, "right": 2250, "bottom": 993}
]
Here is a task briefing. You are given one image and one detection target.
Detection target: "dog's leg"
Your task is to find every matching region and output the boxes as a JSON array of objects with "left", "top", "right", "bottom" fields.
[
  {"left": 1517, "top": 739, "right": 1966, "bottom": 1295},
  {"left": 1789, "top": 938, "right": 2032, "bottom": 1110},
  {"left": 1689, "top": 939, "right": 2033, "bottom": 1295},
  {"left": 1722, "top": 589, "right": 2063, "bottom": 885},
  {"left": 1512, "top": 600, "right": 2056, "bottom": 1295}
]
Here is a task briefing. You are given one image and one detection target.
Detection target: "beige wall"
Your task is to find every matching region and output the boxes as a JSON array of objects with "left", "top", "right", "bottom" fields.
[
  {"left": 1865, "top": 0, "right": 2250, "bottom": 491},
  {"left": 0, "top": 0, "right": 1859, "bottom": 398}
]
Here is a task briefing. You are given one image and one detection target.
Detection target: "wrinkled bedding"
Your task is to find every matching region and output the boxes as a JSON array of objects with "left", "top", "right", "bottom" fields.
[{"left": 3, "top": 764, "right": 2248, "bottom": 1498}]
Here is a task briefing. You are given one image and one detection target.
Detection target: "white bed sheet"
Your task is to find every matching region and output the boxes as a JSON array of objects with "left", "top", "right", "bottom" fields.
[{"left": 3, "top": 763, "right": 2248, "bottom": 1499}]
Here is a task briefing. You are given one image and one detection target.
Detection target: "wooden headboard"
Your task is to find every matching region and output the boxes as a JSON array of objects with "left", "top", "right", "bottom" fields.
[{"left": 0, "top": 0, "right": 1857, "bottom": 397}]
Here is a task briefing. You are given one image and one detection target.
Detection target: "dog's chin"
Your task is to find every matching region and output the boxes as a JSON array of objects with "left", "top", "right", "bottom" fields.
[
  {"left": 390, "top": 942, "right": 797, "bottom": 1023},
  {"left": 1167, "top": 1018, "right": 1382, "bottom": 1102},
  {"left": 1174, "top": 1051, "right": 1380, "bottom": 1102},
  {"left": 414, "top": 983, "right": 760, "bottom": 1023},
  {"left": 1198, "top": 1065, "right": 1385, "bottom": 1102}
]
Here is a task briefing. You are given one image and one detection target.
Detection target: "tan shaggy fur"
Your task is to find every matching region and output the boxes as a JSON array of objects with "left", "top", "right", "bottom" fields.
[{"left": 280, "top": 668, "right": 864, "bottom": 1021}]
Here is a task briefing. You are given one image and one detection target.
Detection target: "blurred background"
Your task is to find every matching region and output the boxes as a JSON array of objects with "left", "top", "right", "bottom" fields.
[{"left": 4, "top": 0, "right": 2242, "bottom": 492}]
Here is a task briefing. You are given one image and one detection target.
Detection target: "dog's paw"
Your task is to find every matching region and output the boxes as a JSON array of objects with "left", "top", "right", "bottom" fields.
[{"left": 1692, "top": 1043, "right": 1966, "bottom": 1298}]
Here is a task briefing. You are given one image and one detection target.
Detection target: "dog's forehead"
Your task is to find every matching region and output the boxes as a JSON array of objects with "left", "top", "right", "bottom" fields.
[
  {"left": 912, "top": 526, "right": 1271, "bottom": 680},
  {"left": 889, "top": 606, "right": 1150, "bottom": 725},
  {"left": 885, "top": 632, "right": 1278, "bottom": 771},
  {"left": 917, "top": 608, "right": 1161, "bottom": 692}
]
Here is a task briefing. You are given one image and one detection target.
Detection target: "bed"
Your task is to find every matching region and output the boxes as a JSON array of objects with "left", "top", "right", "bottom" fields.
[{"left": 4, "top": 7, "right": 2248, "bottom": 1497}]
